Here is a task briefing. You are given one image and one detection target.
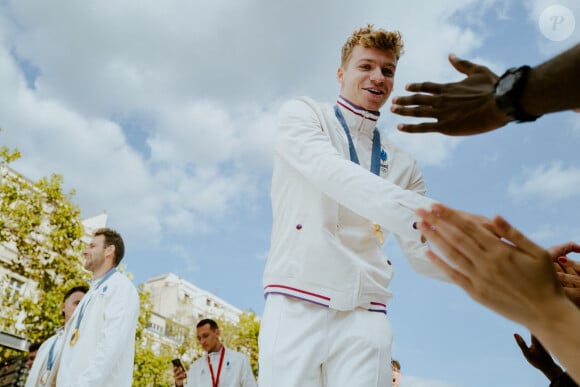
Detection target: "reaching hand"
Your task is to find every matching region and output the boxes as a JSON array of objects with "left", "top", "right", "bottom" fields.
[
  {"left": 514, "top": 333, "right": 563, "bottom": 380},
  {"left": 415, "top": 203, "right": 563, "bottom": 327},
  {"left": 390, "top": 54, "right": 510, "bottom": 136}
]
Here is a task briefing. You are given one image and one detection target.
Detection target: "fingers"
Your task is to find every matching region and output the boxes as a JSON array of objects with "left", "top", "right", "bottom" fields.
[
  {"left": 448, "top": 54, "right": 478, "bottom": 76},
  {"left": 404, "top": 82, "right": 443, "bottom": 94},
  {"left": 173, "top": 366, "right": 186, "bottom": 381},
  {"left": 548, "top": 241, "right": 580, "bottom": 260},
  {"left": 396, "top": 122, "right": 441, "bottom": 134},
  {"left": 559, "top": 258, "right": 579, "bottom": 276},
  {"left": 418, "top": 204, "right": 497, "bottom": 261},
  {"left": 514, "top": 333, "right": 529, "bottom": 353},
  {"left": 424, "top": 248, "right": 471, "bottom": 288},
  {"left": 557, "top": 272, "right": 580, "bottom": 288},
  {"left": 391, "top": 93, "right": 437, "bottom": 108},
  {"left": 562, "top": 241, "right": 580, "bottom": 254},
  {"left": 490, "top": 216, "right": 547, "bottom": 260},
  {"left": 391, "top": 106, "right": 438, "bottom": 119}
]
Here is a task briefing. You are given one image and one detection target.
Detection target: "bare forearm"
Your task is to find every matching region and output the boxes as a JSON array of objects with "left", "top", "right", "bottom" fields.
[
  {"left": 521, "top": 44, "right": 580, "bottom": 116},
  {"left": 528, "top": 296, "right": 580, "bottom": 384}
]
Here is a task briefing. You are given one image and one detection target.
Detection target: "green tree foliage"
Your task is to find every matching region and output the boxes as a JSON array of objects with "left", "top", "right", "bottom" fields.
[
  {"left": 0, "top": 139, "right": 88, "bottom": 343},
  {"left": 220, "top": 313, "right": 260, "bottom": 377},
  {"left": 133, "top": 286, "right": 175, "bottom": 387}
]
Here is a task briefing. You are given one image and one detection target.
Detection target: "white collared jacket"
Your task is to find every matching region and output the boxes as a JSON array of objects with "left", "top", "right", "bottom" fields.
[
  {"left": 263, "top": 96, "right": 448, "bottom": 312},
  {"left": 56, "top": 271, "right": 139, "bottom": 387}
]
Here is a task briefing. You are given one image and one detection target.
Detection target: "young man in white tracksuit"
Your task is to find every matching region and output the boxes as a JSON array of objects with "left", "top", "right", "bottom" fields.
[
  {"left": 259, "top": 25, "right": 449, "bottom": 387},
  {"left": 56, "top": 228, "right": 139, "bottom": 387},
  {"left": 173, "top": 319, "right": 257, "bottom": 387},
  {"left": 25, "top": 286, "right": 87, "bottom": 387}
]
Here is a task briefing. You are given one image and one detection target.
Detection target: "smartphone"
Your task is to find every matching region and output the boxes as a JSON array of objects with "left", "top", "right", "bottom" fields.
[{"left": 171, "top": 358, "right": 184, "bottom": 370}]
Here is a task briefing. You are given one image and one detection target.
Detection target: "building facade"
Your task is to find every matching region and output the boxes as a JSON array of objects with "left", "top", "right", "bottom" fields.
[{"left": 142, "top": 273, "right": 243, "bottom": 346}]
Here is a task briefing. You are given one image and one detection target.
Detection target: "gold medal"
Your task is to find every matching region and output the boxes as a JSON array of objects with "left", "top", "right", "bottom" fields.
[
  {"left": 40, "top": 370, "right": 50, "bottom": 384},
  {"left": 373, "top": 223, "right": 384, "bottom": 245},
  {"left": 70, "top": 328, "right": 80, "bottom": 346}
]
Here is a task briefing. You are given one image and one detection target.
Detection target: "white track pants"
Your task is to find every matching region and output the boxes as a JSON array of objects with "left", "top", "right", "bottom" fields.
[{"left": 258, "top": 294, "right": 392, "bottom": 387}]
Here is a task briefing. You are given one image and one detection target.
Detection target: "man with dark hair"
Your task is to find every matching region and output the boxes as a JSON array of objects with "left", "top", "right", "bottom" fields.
[
  {"left": 25, "top": 285, "right": 87, "bottom": 386},
  {"left": 173, "top": 318, "right": 256, "bottom": 387},
  {"left": 56, "top": 228, "right": 139, "bottom": 387}
]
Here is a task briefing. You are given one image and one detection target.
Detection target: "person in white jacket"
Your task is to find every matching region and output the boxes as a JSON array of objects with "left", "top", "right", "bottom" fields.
[
  {"left": 173, "top": 319, "right": 256, "bottom": 387},
  {"left": 56, "top": 228, "right": 139, "bottom": 387},
  {"left": 258, "top": 24, "right": 449, "bottom": 387},
  {"left": 25, "top": 285, "right": 87, "bottom": 387}
]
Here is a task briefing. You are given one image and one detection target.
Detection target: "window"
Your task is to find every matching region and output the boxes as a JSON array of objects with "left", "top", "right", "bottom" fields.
[{"left": 1, "top": 277, "right": 25, "bottom": 302}]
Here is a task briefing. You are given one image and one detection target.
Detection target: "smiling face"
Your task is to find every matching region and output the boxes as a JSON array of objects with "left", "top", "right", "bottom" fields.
[
  {"left": 82, "top": 234, "right": 114, "bottom": 277},
  {"left": 337, "top": 45, "right": 397, "bottom": 111}
]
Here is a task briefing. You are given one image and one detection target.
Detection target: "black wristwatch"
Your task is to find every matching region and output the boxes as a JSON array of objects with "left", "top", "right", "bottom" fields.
[{"left": 494, "top": 66, "right": 542, "bottom": 122}]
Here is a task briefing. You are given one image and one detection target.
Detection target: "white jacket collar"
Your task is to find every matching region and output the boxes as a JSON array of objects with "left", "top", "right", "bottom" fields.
[{"left": 336, "top": 96, "right": 379, "bottom": 138}]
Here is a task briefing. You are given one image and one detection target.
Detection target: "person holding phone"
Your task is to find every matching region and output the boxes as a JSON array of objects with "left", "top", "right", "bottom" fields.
[{"left": 172, "top": 319, "right": 256, "bottom": 387}]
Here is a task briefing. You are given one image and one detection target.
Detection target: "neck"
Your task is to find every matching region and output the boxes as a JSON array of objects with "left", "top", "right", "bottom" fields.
[
  {"left": 209, "top": 344, "right": 223, "bottom": 353},
  {"left": 92, "top": 264, "right": 115, "bottom": 280}
]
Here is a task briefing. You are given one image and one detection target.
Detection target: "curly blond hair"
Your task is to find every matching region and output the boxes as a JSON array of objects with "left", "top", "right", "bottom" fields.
[{"left": 341, "top": 24, "right": 404, "bottom": 66}]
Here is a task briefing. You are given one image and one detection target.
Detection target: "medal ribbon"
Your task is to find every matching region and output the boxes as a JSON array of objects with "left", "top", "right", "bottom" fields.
[
  {"left": 45, "top": 334, "right": 60, "bottom": 373},
  {"left": 334, "top": 105, "right": 382, "bottom": 176},
  {"left": 72, "top": 268, "right": 116, "bottom": 334},
  {"left": 207, "top": 346, "right": 226, "bottom": 387},
  {"left": 335, "top": 105, "right": 386, "bottom": 244}
]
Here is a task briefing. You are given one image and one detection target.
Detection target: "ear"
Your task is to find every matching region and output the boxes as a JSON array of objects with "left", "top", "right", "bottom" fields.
[
  {"left": 337, "top": 67, "right": 344, "bottom": 85},
  {"left": 105, "top": 245, "right": 115, "bottom": 261}
]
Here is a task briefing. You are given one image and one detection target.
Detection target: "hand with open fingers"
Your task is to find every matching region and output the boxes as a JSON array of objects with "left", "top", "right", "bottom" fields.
[
  {"left": 514, "top": 333, "right": 562, "bottom": 380},
  {"left": 415, "top": 203, "right": 563, "bottom": 327},
  {"left": 416, "top": 205, "right": 580, "bottom": 383},
  {"left": 390, "top": 54, "right": 510, "bottom": 136}
]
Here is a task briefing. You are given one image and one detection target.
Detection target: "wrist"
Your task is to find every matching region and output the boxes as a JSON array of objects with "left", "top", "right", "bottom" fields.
[
  {"left": 527, "top": 294, "right": 575, "bottom": 333},
  {"left": 543, "top": 364, "right": 564, "bottom": 381},
  {"left": 549, "top": 371, "right": 576, "bottom": 387},
  {"left": 494, "top": 66, "right": 542, "bottom": 123}
]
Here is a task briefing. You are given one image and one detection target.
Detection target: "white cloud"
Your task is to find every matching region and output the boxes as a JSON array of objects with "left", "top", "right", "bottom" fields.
[
  {"left": 508, "top": 162, "right": 580, "bottom": 201},
  {"left": 0, "top": 0, "right": 517, "bottom": 246}
]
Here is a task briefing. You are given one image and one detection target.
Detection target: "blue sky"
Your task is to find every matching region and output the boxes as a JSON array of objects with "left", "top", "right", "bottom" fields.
[{"left": 1, "top": 0, "right": 579, "bottom": 386}]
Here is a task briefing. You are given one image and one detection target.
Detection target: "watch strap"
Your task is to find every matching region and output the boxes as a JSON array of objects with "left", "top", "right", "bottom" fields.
[{"left": 494, "top": 66, "right": 542, "bottom": 123}]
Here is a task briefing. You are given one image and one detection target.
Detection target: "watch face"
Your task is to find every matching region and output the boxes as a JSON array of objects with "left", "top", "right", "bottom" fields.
[{"left": 496, "top": 72, "right": 518, "bottom": 96}]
